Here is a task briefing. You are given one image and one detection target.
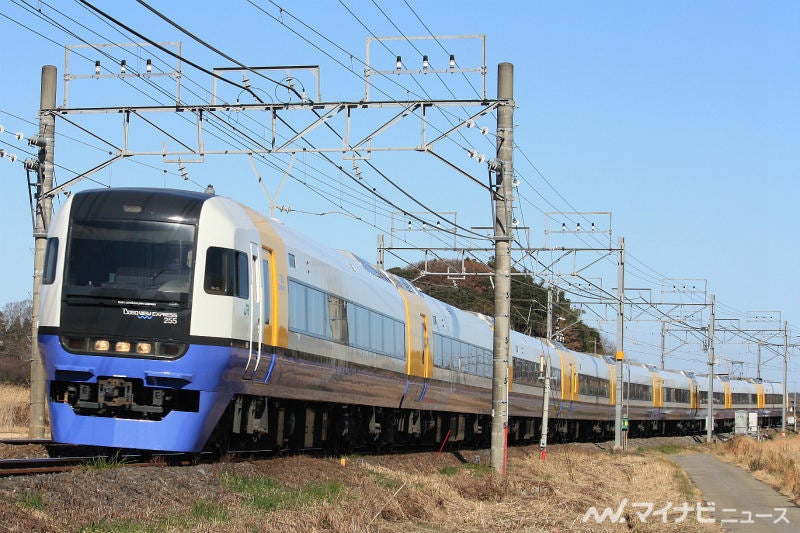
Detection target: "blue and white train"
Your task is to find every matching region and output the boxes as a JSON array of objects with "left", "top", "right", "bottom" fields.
[{"left": 37, "top": 188, "right": 785, "bottom": 452}]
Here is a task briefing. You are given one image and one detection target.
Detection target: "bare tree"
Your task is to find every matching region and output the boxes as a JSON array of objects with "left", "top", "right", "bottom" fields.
[{"left": 0, "top": 300, "right": 32, "bottom": 383}]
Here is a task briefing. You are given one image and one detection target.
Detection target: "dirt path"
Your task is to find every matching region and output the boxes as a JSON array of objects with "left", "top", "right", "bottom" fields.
[{"left": 671, "top": 453, "right": 800, "bottom": 532}]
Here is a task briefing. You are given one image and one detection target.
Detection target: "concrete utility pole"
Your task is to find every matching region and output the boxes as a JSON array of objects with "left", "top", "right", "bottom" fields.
[
  {"left": 614, "top": 237, "right": 625, "bottom": 449},
  {"left": 30, "top": 65, "right": 57, "bottom": 439},
  {"left": 706, "top": 293, "right": 716, "bottom": 443},
  {"left": 660, "top": 321, "right": 666, "bottom": 370},
  {"left": 783, "top": 320, "right": 788, "bottom": 433},
  {"left": 539, "top": 287, "right": 553, "bottom": 460},
  {"left": 491, "top": 62, "right": 513, "bottom": 474},
  {"left": 757, "top": 342, "right": 762, "bottom": 381}
]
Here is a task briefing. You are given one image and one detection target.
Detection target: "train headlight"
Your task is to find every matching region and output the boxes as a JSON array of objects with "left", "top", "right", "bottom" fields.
[
  {"left": 115, "top": 341, "right": 131, "bottom": 353},
  {"left": 94, "top": 339, "right": 110, "bottom": 351},
  {"left": 135, "top": 342, "right": 152, "bottom": 355}
]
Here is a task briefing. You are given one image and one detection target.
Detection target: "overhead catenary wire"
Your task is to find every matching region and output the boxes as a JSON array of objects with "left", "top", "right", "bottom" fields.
[
  {"left": 11, "top": 1, "right": 405, "bottom": 206},
  {"left": 239, "top": 2, "right": 800, "bottom": 354},
  {"left": 126, "top": 0, "right": 494, "bottom": 244},
  {"left": 78, "top": 0, "right": 271, "bottom": 103},
  {"left": 134, "top": 0, "right": 302, "bottom": 102},
  {"left": 253, "top": 0, "right": 492, "bottom": 157},
  {"left": 6, "top": 0, "right": 792, "bottom": 368}
]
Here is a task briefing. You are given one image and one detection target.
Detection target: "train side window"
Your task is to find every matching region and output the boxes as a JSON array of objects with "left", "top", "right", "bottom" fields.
[
  {"left": 288, "top": 253, "right": 296, "bottom": 268},
  {"left": 350, "top": 303, "right": 370, "bottom": 349},
  {"left": 394, "top": 321, "right": 405, "bottom": 358},
  {"left": 236, "top": 252, "right": 249, "bottom": 299},
  {"left": 327, "top": 294, "right": 348, "bottom": 343},
  {"left": 43, "top": 237, "right": 59, "bottom": 285},
  {"left": 204, "top": 247, "right": 249, "bottom": 299},
  {"left": 289, "top": 280, "right": 307, "bottom": 331},
  {"left": 433, "top": 334, "right": 443, "bottom": 366},
  {"left": 469, "top": 344, "right": 478, "bottom": 375},
  {"left": 306, "top": 286, "right": 329, "bottom": 337},
  {"left": 382, "top": 316, "right": 394, "bottom": 355},
  {"left": 369, "top": 312, "right": 382, "bottom": 353}
]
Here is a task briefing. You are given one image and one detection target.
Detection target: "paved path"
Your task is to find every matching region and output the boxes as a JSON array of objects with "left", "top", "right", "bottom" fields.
[{"left": 671, "top": 454, "right": 800, "bottom": 532}]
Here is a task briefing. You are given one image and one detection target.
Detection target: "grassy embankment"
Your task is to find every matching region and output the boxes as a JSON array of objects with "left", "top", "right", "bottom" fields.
[
  {"left": 0, "top": 383, "right": 716, "bottom": 530},
  {"left": 720, "top": 433, "right": 800, "bottom": 503},
  {"left": 1, "top": 439, "right": 718, "bottom": 532},
  {"left": 0, "top": 383, "right": 29, "bottom": 438}
]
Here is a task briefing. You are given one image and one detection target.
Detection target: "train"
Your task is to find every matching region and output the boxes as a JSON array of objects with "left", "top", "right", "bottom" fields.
[{"left": 37, "top": 187, "right": 785, "bottom": 453}]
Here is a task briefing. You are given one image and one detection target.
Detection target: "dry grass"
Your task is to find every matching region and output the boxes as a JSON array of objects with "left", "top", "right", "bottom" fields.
[
  {"left": 0, "top": 443, "right": 720, "bottom": 532},
  {"left": 0, "top": 383, "right": 29, "bottom": 437},
  {"left": 719, "top": 433, "right": 800, "bottom": 502}
]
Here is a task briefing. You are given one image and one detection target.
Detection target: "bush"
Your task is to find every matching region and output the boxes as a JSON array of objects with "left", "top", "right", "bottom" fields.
[{"left": 0, "top": 355, "right": 29, "bottom": 384}]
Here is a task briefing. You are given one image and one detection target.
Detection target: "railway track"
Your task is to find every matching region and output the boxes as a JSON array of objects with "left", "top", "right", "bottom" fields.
[
  {"left": 0, "top": 440, "right": 179, "bottom": 477},
  {"left": 0, "top": 438, "right": 54, "bottom": 446},
  {"left": 0, "top": 431, "right": 729, "bottom": 478},
  {"left": 0, "top": 453, "right": 200, "bottom": 477},
  {"left": 0, "top": 439, "right": 233, "bottom": 477},
  {"left": 0, "top": 456, "right": 93, "bottom": 476}
]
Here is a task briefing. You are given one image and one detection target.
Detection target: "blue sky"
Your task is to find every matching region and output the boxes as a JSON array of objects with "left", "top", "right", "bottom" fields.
[{"left": 0, "top": 1, "right": 797, "bottom": 384}]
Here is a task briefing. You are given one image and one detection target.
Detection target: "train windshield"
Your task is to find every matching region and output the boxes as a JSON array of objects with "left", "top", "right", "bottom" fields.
[{"left": 64, "top": 219, "right": 196, "bottom": 304}]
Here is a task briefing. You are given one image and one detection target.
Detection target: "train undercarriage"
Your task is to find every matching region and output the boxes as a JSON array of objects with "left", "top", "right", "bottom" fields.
[{"left": 206, "top": 394, "right": 783, "bottom": 455}]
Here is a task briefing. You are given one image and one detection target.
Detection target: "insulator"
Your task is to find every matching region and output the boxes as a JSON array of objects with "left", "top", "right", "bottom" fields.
[{"left": 28, "top": 135, "right": 46, "bottom": 148}]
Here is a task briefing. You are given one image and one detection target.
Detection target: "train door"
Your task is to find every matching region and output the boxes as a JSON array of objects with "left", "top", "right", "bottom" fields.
[
  {"left": 242, "top": 242, "right": 263, "bottom": 379},
  {"left": 756, "top": 384, "right": 766, "bottom": 409},
  {"left": 422, "top": 313, "right": 431, "bottom": 378},
  {"left": 608, "top": 364, "right": 617, "bottom": 406},
  {"left": 570, "top": 363, "right": 578, "bottom": 401},
  {"left": 723, "top": 381, "right": 732, "bottom": 409},
  {"left": 652, "top": 376, "right": 663, "bottom": 408},
  {"left": 688, "top": 375, "right": 698, "bottom": 411},
  {"left": 559, "top": 353, "right": 578, "bottom": 401},
  {"left": 393, "top": 282, "right": 432, "bottom": 379},
  {"left": 405, "top": 311, "right": 430, "bottom": 378}
]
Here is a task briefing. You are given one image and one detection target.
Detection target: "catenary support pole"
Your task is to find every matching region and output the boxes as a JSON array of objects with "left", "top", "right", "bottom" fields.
[
  {"left": 757, "top": 342, "right": 761, "bottom": 381},
  {"left": 540, "top": 287, "right": 553, "bottom": 459},
  {"left": 614, "top": 237, "right": 625, "bottom": 450},
  {"left": 491, "top": 62, "right": 513, "bottom": 474},
  {"left": 30, "top": 65, "right": 57, "bottom": 438},
  {"left": 706, "top": 294, "right": 715, "bottom": 443},
  {"left": 783, "top": 320, "right": 788, "bottom": 433}
]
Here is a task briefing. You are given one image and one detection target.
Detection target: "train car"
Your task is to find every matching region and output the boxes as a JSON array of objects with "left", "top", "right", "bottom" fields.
[
  {"left": 755, "top": 380, "right": 784, "bottom": 426},
  {"left": 39, "top": 187, "right": 493, "bottom": 452},
  {"left": 730, "top": 379, "right": 757, "bottom": 411},
  {"left": 507, "top": 329, "right": 549, "bottom": 440},
  {"left": 696, "top": 375, "right": 727, "bottom": 431},
  {"left": 762, "top": 381, "right": 784, "bottom": 416},
  {"left": 38, "top": 187, "right": 785, "bottom": 453}
]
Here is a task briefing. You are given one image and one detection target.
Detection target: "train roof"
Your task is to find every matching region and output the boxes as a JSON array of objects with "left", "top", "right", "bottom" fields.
[{"left": 72, "top": 187, "right": 212, "bottom": 225}]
